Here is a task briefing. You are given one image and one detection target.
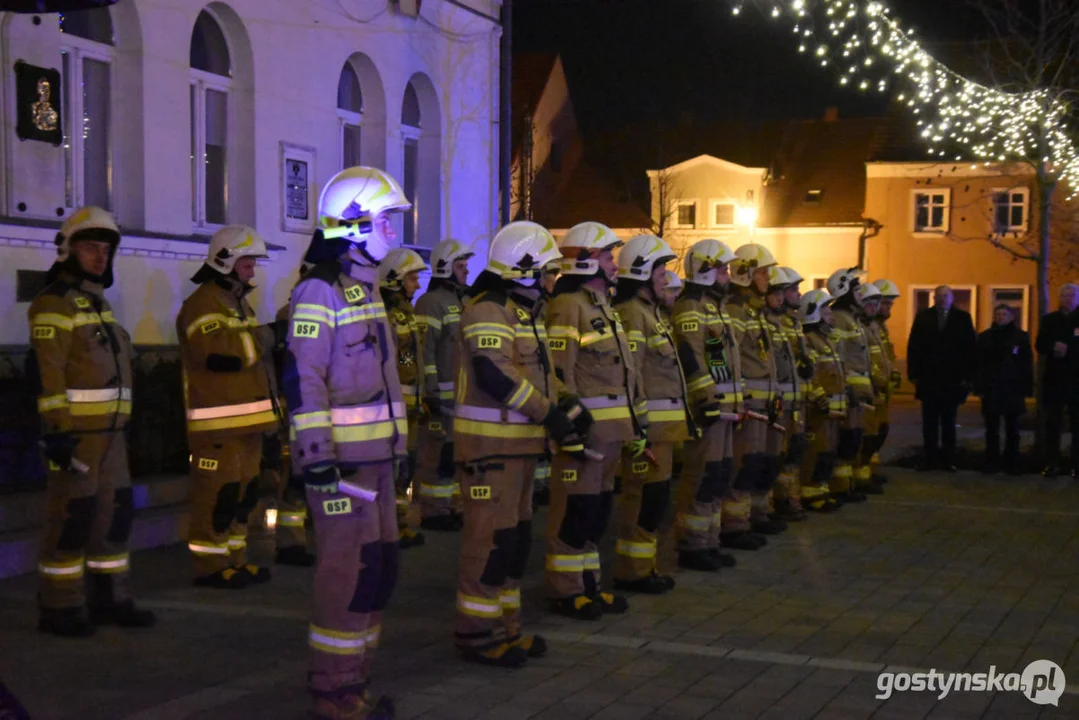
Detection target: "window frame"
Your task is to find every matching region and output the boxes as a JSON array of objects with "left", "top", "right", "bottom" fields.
[
  {"left": 911, "top": 188, "right": 951, "bottom": 234},
  {"left": 671, "top": 199, "right": 700, "bottom": 229},
  {"left": 709, "top": 199, "right": 737, "bottom": 230},
  {"left": 908, "top": 283, "right": 978, "bottom": 334},
  {"left": 400, "top": 123, "right": 421, "bottom": 246},
  {"left": 987, "top": 284, "right": 1030, "bottom": 331},
  {"left": 990, "top": 187, "right": 1030, "bottom": 234},
  {"left": 338, "top": 107, "right": 363, "bottom": 170},
  {"left": 59, "top": 32, "right": 116, "bottom": 214},
  {"left": 190, "top": 66, "right": 233, "bottom": 230}
]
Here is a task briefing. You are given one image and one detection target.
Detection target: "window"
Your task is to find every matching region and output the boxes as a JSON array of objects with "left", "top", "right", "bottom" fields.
[
  {"left": 911, "top": 285, "right": 977, "bottom": 328},
  {"left": 811, "top": 277, "right": 827, "bottom": 290},
  {"left": 401, "top": 81, "right": 422, "bottom": 246},
  {"left": 712, "top": 202, "right": 735, "bottom": 228},
  {"left": 913, "top": 190, "right": 949, "bottom": 232},
  {"left": 989, "top": 285, "right": 1029, "bottom": 330},
  {"left": 804, "top": 189, "right": 823, "bottom": 204},
  {"left": 338, "top": 63, "right": 363, "bottom": 170},
  {"left": 190, "top": 10, "right": 231, "bottom": 227},
  {"left": 59, "top": 8, "right": 114, "bottom": 211},
  {"left": 675, "top": 202, "right": 697, "bottom": 228},
  {"left": 992, "top": 189, "right": 1029, "bottom": 233}
]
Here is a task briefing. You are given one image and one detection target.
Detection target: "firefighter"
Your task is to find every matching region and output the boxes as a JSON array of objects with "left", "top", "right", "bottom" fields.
[
  {"left": 533, "top": 263, "right": 562, "bottom": 509},
  {"left": 414, "top": 239, "right": 474, "bottom": 531},
  {"left": 610, "top": 234, "right": 687, "bottom": 593},
  {"left": 799, "top": 289, "right": 844, "bottom": 512},
  {"left": 283, "top": 166, "right": 411, "bottom": 720},
  {"left": 826, "top": 267, "right": 874, "bottom": 504},
  {"left": 852, "top": 282, "right": 886, "bottom": 495},
  {"left": 671, "top": 239, "right": 743, "bottom": 566},
  {"left": 661, "top": 270, "right": 682, "bottom": 313},
  {"left": 453, "top": 221, "right": 568, "bottom": 667},
  {"left": 545, "top": 221, "right": 642, "bottom": 619},
  {"left": 178, "top": 225, "right": 281, "bottom": 589},
  {"left": 727, "top": 244, "right": 786, "bottom": 542},
  {"left": 380, "top": 248, "right": 430, "bottom": 549},
  {"left": 29, "top": 206, "right": 155, "bottom": 637},
  {"left": 871, "top": 279, "right": 902, "bottom": 483}
]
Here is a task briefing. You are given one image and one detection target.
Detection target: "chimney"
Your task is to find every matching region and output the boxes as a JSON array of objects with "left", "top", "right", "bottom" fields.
[{"left": 823, "top": 106, "right": 839, "bottom": 122}]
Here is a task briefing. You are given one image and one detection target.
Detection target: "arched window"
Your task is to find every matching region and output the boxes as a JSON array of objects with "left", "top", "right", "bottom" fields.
[
  {"left": 59, "top": 7, "right": 115, "bottom": 211},
  {"left": 338, "top": 63, "right": 363, "bottom": 170},
  {"left": 401, "top": 81, "right": 422, "bottom": 245},
  {"left": 399, "top": 74, "right": 440, "bottom": 248},
  {"left": 189, "top": 9, "right": 231, "bottom": 226}
]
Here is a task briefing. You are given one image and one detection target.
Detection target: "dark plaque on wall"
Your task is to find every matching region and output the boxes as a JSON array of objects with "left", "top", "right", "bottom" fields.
[{"left": 15, "top": 61, "right": 62, "bottom": 146}]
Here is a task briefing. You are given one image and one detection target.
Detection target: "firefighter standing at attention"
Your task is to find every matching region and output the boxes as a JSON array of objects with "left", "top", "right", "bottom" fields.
[
  {"left": 283, "top": 166, "right": 412, "bottom": 720},
  {"left": 30, "top": 206, "right": 155, "bottom": 637},
  {"left": 452, "top": 221, "right": 567, "bottom": 667},
  {"left": 870, "top": 279, "right": 902, "bottom": 483},
  {"left": 799, "top": 289, "right": 845, "bottom": 512},
  {"left": 178, "top": 225, "right": 281, "bottom": 589},
  {"left": 414, "top": 239, "right": 475, "bottom": 531}
]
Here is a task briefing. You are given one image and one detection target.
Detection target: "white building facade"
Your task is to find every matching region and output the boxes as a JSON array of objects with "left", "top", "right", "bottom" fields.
[{"left": 0, "top": 0, "right": 502, "bottom": 345}]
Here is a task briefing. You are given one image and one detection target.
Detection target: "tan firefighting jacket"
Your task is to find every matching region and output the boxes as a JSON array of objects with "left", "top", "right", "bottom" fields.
[
  {"left": 672, "top": 284, "right": 743, "bottom": 420},
  {"left": 864, "top": 316, "right": 890, "bottom": 402},
  {"left": 832, "top": 305, "right": 874, "bottom": 404},
  {"left": 454, "top": 284, "right": 557, "bottom": 462},
  {"left": 177, "top": 277, "right": 278, "bottom": 439},
  {"left": 764, "top": 308, "right": 807, "bottom": 429},
  {"left": 872, "top": 318, "right": 898, "bottom": 399},
  {"left": 415, "top": 281, "right": 465, "bottom": 412},
  {"left": 28, "top": 271, "right": 134, "bottom": 435},
  {"left": 804, "top": 324, "right": 847, "bottom": 418},
  {"left": 546, "top": 284, "right": 642, "bottom": 445},
  {"left": 383, "top": 289, "right": 425, "bottom": 417},
  {"left": 725, "top": 288, "right": 778, "bottom": 407},
  {"left": 616, "top": 290, "right": 692, "bottom": 444}
]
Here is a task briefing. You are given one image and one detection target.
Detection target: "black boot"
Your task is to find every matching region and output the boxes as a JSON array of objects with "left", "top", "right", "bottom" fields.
[
  {"left": 677, "top": 550, "right": 720, "bottom": 572},
  {"left": 235, "top": 564, "right": 272, "bottom": 585},
  {"left": 551, "top": 595, "right": 602, "bottom": 620},
  {"left": 746, "top": 532, "right": 769, "bottom": 546},
  {"left": 593, "top": 592, "right": 629, "bottom": 614},
  {"left": 420, "top": 514, "right": 463, "bottom": 532},
  {"left": 844, "top": 490, "right": 868, "bottom": 503},
  {"left": 459, "top": 642, "right": 529, "bottom": 668},
  {"left": 708, "top": 548, "right": 737, "bottom": 567},
  {"left": 720, "top": 532, "right": 761, "bottom": 551},
  {"left": 614, "top": 572, "right": 675, "bottom": 592},
  {"left": 508, "top": 634, "right": 548, "bottom": 657},
  {"left": 88, "top": 599, "right": 156, "bottom": 628},
  {"left": 276, "top": 545, "right": 317, "bottom": 567},
  {"left": 751, "top": 517, "right": 786, "bottom": 535},
  {"left": 38, "top": 607, "right": 95, "bottom": 638},
  {"left": 194, "top": 567, "right": 249, "bottom": 589}
]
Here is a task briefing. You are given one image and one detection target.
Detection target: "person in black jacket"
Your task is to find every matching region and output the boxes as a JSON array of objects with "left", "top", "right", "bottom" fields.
[
  {"left": 975, "top": 305, "right": 1033, "bottom": 474},
  {"left": 1035, "top": 283, "right": 1079, "bottom": 477},
  {"left": 907, "top": 286, "right": 978, "bottom": 471}
]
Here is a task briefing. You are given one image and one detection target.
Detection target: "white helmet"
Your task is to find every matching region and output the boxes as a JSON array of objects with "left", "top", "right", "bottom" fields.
[
  {"left": 730, "top": 243, "right": 777, "bottom": 287},
  {"left": 486, "top": 221, "right": 562, "bottom": 286},
  {"left": 780, "top": 267, "right": 804, "bottom": 286},
  {"left": 617, "top": 234, "right": 676, "bottom": 280},
  {"left": 558, "top": 221, "right": 623, "bottom": 276},
  {"left": 379, "top": 248, "right": 427, "bottom": 290},
  {"left": 318, "top": 166, "right": 411, "bottom": 262},
  {"left": 826, "top": 266, "right": 864, "bottom": 299},
  {"left": 205, "top": 225, "right": 268, "bottom": 275},
  {"left": 685, "top": 239, "right": 736, "bottom": 286},
  {"left": 429, "top": 239, "right": 475, "bottom": 279},
  {"left": 800, "top": 288, "right": 834, "bottom": 324},
  {"left": 767, "top": 266, "right": 791, "bottom": 291},
  {"left": 55, "top": 205, "right": 120, "bottom": 262},
  {"left": 853, "top": 282, "right": 882, "bottom": 308},
  {"left": 665, "top": 270, "right": 683, "bottom": 291},
  {"left": 873, "top": 278, "right": 900, "bottom": 298}
]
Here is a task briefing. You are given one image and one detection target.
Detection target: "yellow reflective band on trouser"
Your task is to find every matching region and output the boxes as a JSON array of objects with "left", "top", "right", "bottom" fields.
[
  {"left": 39, "top": 558, "right": 84, "bottom": 577},
  {"left": 420, "top": 483, "right": 455, "bottom": 498},
  {"left": 847, "top": 375, "right": 872, "bottom": 387},
  {"left": 583, "top": 552, "right": 600, "bottom": 571},
  {"left": 853, "top": 466, "right": 873, "bottom": 482},
  {"left": 228, "top": 535, "right": 247, "bottom": 550},
  {"left": 309, "top": 624, "right": 381, "bottom": 656},
  {"left": 546, "top": 555, "right": 584, "bottom": 572},
  {"left": 454, "top": 418, "right": 546, "bottom": 440},
  {"left": 69, "top": 400, "right": 133, "bottom": 417},
  {"left": 501, "top": 589, "right": 521, "bottom": 609},
  {"left": 37, "top": 394, "right": 69, "bottom": 413},
  {"left": 188, "top": 541, "right": 230, "bottom": 556},
  {"left": 833, "top": 465, "right": 853, "bottom": 479},
  {"left": 331, "top": 417, "right": 409, "bottom": 444},
  {"left": 457, "top": 592, "right": 503, "bottom": 618},
  {"left": 682, "top": 514, "right": 711, "bottom": 532},
  {"left": 86, "top": 553, "right": 129, "bottom": 574},
  {"left": 277, "top": 511, "right": 306, "bottom": 527},
  {"left": 615, "top": 539, "right": 656, "bottom": 559}
]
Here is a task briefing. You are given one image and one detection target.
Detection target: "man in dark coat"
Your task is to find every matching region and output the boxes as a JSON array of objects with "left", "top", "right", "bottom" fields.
[
  {"left": 907, "top": 286, "right": 977, "bottom": 471},
  {"left": 975, "top": 305, "right": 1033, "bottom": 474},
  {"left": 1035, "top": 283, "right": 1079, "bottom": 477}
]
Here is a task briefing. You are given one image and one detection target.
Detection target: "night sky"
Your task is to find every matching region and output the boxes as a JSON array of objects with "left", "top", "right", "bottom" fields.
[{"left": 515, "top": 0, "right": 990, "bottom": 139}]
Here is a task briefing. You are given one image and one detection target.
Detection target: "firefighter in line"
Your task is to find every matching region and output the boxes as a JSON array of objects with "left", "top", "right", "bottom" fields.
[
  {"left": 414, "top": 239, "right": 474, "bottom": 531},
  {"left": 672, "top": 239, "right": 745, "bottom": 566},
  {"left": 545, "top": 221, "right": 642, "bottom": 620},
  {"left": 661, "top": 270, "right": 682, "bottom": 314},
  {"left": 853, "top": 282, "right": 887, "bottom": 496},
  {"left": 452, "top": 221, "right": 569, "bottom": 667},
  {"left": 283, "top": 166, "right": 412, "bottom": 720},
  {"left": 870, "top": 279, "right": 902, "bottom": 483},
  {"left": 178, "top": 225, "right": 281, "bottom": 589},
  {"left": 532, "top": 263, "right": 562, "bottom": 509},
  {"left": 825, "top": 267, "right": 873, "bottom": 504},
  {"left": 30, "top": 206, "right": 155, "bottom": 636},
  {"left": 610, "top": 234, "right": 687, "bottom": 593},
  {"left": 799, "top": 288, "right": 844, "bottom": 512},
  {"left": 380, "top": 248, "right": 430, "bottom": 549},
  {"left": 727, "top": 244, "right": 786, "bottom": 544}
]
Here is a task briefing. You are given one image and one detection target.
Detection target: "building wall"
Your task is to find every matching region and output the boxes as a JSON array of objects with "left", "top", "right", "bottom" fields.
[{"left": 0, "top": 0, "right": 500, "bottom": 345}]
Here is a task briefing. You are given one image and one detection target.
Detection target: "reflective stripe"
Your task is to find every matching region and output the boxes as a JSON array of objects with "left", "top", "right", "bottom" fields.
[
  {"left": 457, "top": 592, "right": 502, "bottom": 618},
  {"left": 39, "top": 559, "right": 84, "bottom": 577},
  {"left": 501, "top": 589, "right": 521, "bottom": 609},
  {"left": 711, "top": 512, "right": 723, "bottom": 526},
  {"left": 309, "top": 624, "right": 381, "bottom": 656},
  {"left": 293, "top": 410, "right": 332, "bottom": 431},
  {"left": 337, "top": 305, "right": 388, "bottom": 326},
  {"left": 647, "top": 334, "right": 670, "bottom": 349},
  {"left": 188, "top": 541, "right": 229, "bottom": 556},
  {"left": 715, "top": 382, "right": 739, "bottom": 395},
  {"left": 188, "top": 399, "right": 274, "bottom": 421},
  {"left": 579, "top": 331, "right": 605, "bottom": 347},
  {"left": 455, "top": 418, "right": 546, "bottom": 440},
  {"left": 687, "top": 375, "right": 714, "bottom": 393},
  {"left": 70, "top": 400, "right": 133, "bottom": 417},
  {"left": 581, "top": 395, "right": 628, "bottom": 410},
  {"left": 37, "top": 394, "right": 69, "bottom": 412},
  {"left": 293, "top": 303, "right": 334, "bottom": 324},
  {"left": 240, "top": 331, "right": 257, "bottom": 368},
  {"left": 332, "top": 418, "right": 408, "bottom": 443},
  {"left": 417, "top": 314, "right": 441, "bottom": 330},
  {"left": 456, "top": 405, "right": 530, "bottom": 424},
  {"left": 582, "top": 552, "right": 600, "bottom": 571},
  {"left": 228, "top": 535, "right": 247, "bottom": 550},
  {"left": 847, "top": 374, "right": 872, "bottom": 386},
  {"left": 463, "top": 323, "right": 514, "bottom": 341},
  {"left": 506, "top": 381, "right": 535, "bottom": 411},
  {"left": 424, "top": 366, "right": 439, "bottom": 375},
  {"left": 439, "top": 390, "right": 455, "bottom": 400},
  {"left": 534, "top": 464, "right": 552, "bottom": 480},
  {"left": 649, "top": 409, "right": 686, "bottom": 423},
  {"left": 682, "top": 514, "right": 710, "bottom": 532},
  {"left": 615, "top": 538, "right": 656, "bottom": 559},
  {"left": 331, "top": 403, "right": 406, "bottom": 425},
  {"left": 627, "top": 330, "right": 646, "bottom": 344},
  {"left": 833, "top": 465, "right": 853, "bottom": 479},
  {"left": 31, "top": 312, "right": 76, "bottom": 331},
  {"left": 443, "top": 313, "right": 461, "bottom": 325},
  {"left": 547, "top": 325, "right": 580, "bottom": 341},
  {"left": 646, "top": 398, "right": 682, "bottom": 411},
  {"left": 743, "top": 379, "right": 772, "bottom": 392},
  {"left": 419, "top": 483, "right": 456, "bottom": 498},
  {"left": 67, "top": 388, "right": 132, "bottom": 402},
  {"left": 277, "top": 511, "right": 306, "bottom": 527},
  {"left": 86, "top": 554, "right": 129, "bottom": 573},
  {"left": 853, "top": 466, "right": 873, "bottom": 481},
  {"left": 545, "top": 554, "right": 584, "bottom": 572}
]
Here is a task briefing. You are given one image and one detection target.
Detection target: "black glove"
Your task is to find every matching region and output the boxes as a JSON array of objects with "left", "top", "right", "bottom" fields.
[
  {"left": 557, "top": 430, "right": 589, "bottom": 461},
  {"left": 42, "top": 433, "right": 80, "bottom": 471},
  {"left": 438, "top": 441, "right": 455, "bottom": 478},
  {"left": 261, "top": 433, "right": 283, "bottom": 471},
  {"left": 797, "top": 357, "right": 814, "bottom": 381},
  {"left": 543, "top": 405, "right": 576, "bottom": 444},
  {"left": 269, "top": 319, "right": 288, "bottom": 348},
  {"left": 557, "top": 395, "right": 593, "bottom": 436},
  {"left": 423, "top": 396, "right": 442, "bottom": 416},
  {"left": 697, "top": 399, "right": 723, "bottom": 427},
  {"left": 304, "top": 463, "right": 340, "bottom": 494}
]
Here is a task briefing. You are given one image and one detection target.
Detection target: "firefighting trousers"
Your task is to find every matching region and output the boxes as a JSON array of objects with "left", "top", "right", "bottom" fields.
[
  {"left": 259, "top": 434, "right": 308, "bottom": 551},
  {"left": 546, "top": 441, "right": 622, "bottom": 600},
  {"left": 854, "top": 398, "right": 884, "bottom": 489},
  {"left": 834, "top": 406, "right": 866, "bottom": 494},
  {"left": 39, "top": 430, "right": 133, "bottom": 610},
  {"left": 307, "top": 462, "right": 398, "bottom": 694},
  {"left": 769, "top": 409, "right": 805, "bottom": 511},
  {"left": 188, "top": 433, "right": 263, "bottom": 576},
  {"left": 676, "top": 420, "right": 734, "bottom": 550},
  {"left": 415, "top": 415, "right": 457, "bottom": 518},
  {"left": 614, "top": 443, "right": 674, "bottom": 581},
  {"left": 801, "top": 412, "right": 839, "bottom": 509},
  {"left": 396, "top": 416, "right": 421, "bottom": 532},
  {"left": 454, "top": 456, "right": 537, "bottom": 649},
  {"left": 733, "top": 398, "right": 773, "bottom": 526}
]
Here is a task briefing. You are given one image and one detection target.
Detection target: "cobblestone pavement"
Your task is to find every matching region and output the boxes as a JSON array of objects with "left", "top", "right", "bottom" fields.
[{"left": 2, "top": 463, "right": 1079, "bottom": 720}]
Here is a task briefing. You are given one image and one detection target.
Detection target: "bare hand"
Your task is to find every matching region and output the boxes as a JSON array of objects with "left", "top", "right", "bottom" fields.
[{"left": 1054, "top": 341, "right": 1067, "bottom": 358}]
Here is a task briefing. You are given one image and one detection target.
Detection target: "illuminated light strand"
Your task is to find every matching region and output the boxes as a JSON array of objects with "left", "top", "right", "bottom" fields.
[{"left": 729, "top": 0, "right": 1079, "bottom": 199}]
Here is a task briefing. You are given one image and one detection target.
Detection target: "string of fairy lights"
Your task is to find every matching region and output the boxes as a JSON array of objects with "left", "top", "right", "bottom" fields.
[{"left": 729, "top": 0, "right": 1079, "bottom": 198}]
